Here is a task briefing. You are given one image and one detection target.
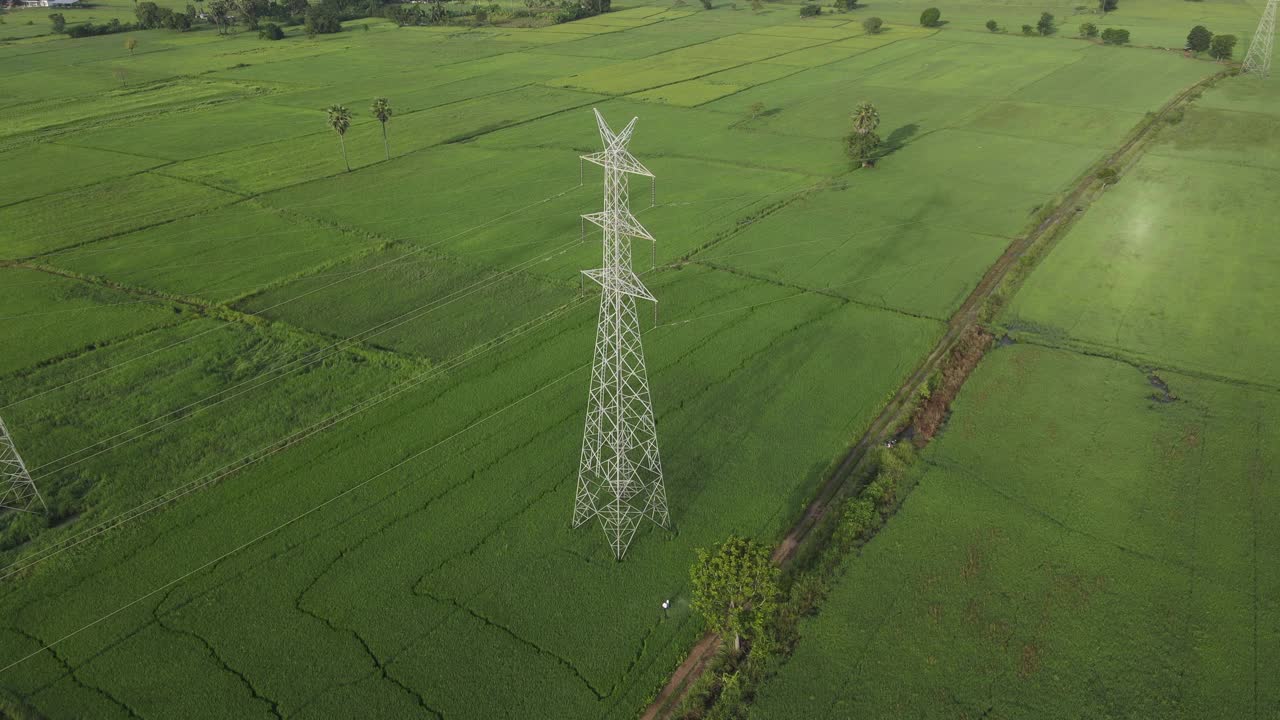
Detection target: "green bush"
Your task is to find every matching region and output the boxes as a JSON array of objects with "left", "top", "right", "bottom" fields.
[
  {"left": 1079, "top": 22, "right": 1097, "bottom": 38},
  {"left": 1187, "top": 24, "right": 1212, "bottom": 52},
  {"left": 1021, "top": 24, "right": 1034, "bottom": 35},
  {"left": 1209, "top": 33, "right": 1236, "bottom": 60},
  {"left": 799, "top": 3, "right": 820, "bottom": 16},
  {"left": 1100, "top": 27, "right": 1130, "bottom": 45},
  {"left": 259, "top": 21, "right": 285, "bottom": 38},
  {"left": 862, "top": 15, "right": 882, "bottom": 33},
  {"left": 1036, "top": 11, "right": 1054, "bottom": 35},
  {"left": 985, "top": 19, "right": 998, "bottom": 32},
  {"left": 304, "top": 5, "right": 342, "bottom": 33},
  {"left": 919, "top": 6, "right": 939, "bottom": 26}
]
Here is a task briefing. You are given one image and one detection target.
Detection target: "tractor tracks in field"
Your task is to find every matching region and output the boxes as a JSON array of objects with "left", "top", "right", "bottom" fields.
[{"left": 639, "top": 67, "right": 1232, "bottom": 720}]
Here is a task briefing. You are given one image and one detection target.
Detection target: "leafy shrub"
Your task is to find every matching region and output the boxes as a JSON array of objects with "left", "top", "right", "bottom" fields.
[
  {"left": 919, "top": 6, "right": 939, "bottom": 26},
  {"left": 1187, "top": 24, "right": 1211, "bottom": 52},
  {"left": 799, "top": 3, "right": 819, "bottom": 16},
  {"left": 985, "top": 19, "right": 998, "bottom": 32},
  {"left": 1036, "top": 11, "right": 1054, "bottom": 35},
  {"left": 304, "top": 5, "right": 342, "bottom": 33},
  {"left": 49, "top": 12, "right": 66, "bottom": 32},
  {"left": 1097, "top": 166, "right": 1119, "bottom": 185},
  {"left": 862, "top": 15, "right": 882, "bottom": 33},
  {"left": 1209, "top": 33, "right": 1236, "bottom": 60},
  {"left": 1079, "top": 21, "right": 1097, "bottom": 38},
  {"left": 259, "top": 21, "right": 284, "bottom": 38},
  {"left": 1100, "top": 27, "right": 1129, "bottom": 44}
]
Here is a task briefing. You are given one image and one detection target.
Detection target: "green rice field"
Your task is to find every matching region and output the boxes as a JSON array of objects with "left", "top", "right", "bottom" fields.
[
  {"left": 0, "top": 0, "right": 1273, "bottom": 717},
  {"left": 752, "top": 20, "right": 1280, "bottom": 720}
]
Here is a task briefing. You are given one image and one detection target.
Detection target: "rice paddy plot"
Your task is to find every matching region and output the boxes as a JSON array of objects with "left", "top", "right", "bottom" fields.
[
  {"left": 67, "top": 102, "right": 324, "bottom": 161},
  {"left": 48, "top": 201, "right": 375, "bottom": 303},
  {"left": 0, "top": 267, "right": 180, "bottom": 377},
  {"left": 0, "top": 263, "right": 941, "bottom": 718},
  {"left": 164, "top": 85, "right": 605, "bottom": 194},
  {"left": 237, "top": 246, "right": 574, "bottom": 361},
  {"left": 752, "top": 343, "right": 1280, "bottom": 719},
  {"left": 0, "top": 142, "right": 166, "bottom": 205},
  {"left": 1005, "top": 151, "right": 1280, "bottom": 388},
  {"left": 0, "top": 172, "right": 240, "bottom": 258},
  {"left": 0, "top": 317, "right": 424, "bottom": 557}
]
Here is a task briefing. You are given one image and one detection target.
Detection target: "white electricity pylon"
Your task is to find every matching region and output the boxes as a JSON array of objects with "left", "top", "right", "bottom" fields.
[
  {"left": 1243, "top": 0, "right": 1277, "bottom": 77},
  {"left": 572, "top": 108, "right": 669, "bottom": 560},
  {"left": 0, "top": 415, "right": 44, "bottom": 514}
]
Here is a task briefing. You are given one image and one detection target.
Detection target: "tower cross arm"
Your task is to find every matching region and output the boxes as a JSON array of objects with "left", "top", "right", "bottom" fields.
[{"left": 580, "top": 268, "right": 657, "bottom": 303}]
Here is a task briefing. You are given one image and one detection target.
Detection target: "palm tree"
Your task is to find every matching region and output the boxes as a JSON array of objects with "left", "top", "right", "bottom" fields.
[
  {"left": 851, "top": 101, "right": 879, "bottom": 136},
  {"left": 326, "top": 105, "right": 353, "bottom": 172},
  {"left": 370, "top": 97, "right": 393, "bottom": 160},
  {"left": 848, "top": 101, "right": 881, "bottom": 167}
]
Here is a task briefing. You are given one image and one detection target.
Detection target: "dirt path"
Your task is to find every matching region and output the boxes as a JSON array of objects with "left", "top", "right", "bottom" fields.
[{"left": 638, "top": 68, "right": 1228, "bottom": 720}]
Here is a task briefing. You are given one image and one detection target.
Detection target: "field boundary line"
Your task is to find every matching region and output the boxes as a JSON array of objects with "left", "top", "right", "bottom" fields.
[{"left": 639, "top": 66, "right": 1232, "bottom": 720}]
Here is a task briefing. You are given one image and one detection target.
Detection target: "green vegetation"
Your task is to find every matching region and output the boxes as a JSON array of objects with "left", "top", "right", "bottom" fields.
[
  {"left": 1079, "top": 21, "right": 1097, "bottom": 38},
  {"left": 748, "top": 37, "right": 1280, "bottom": 720},
  {"left": 754, "top": 344, "right": 1280, "bottom": 718},
  {"left": 690, "top": 536, "right": 778, "bottom": 654},
  {"left": 1187, "top": 24, "right": 1211, "bottom": 53},
  {"left": 1036, "top": 11, "right": 1055, "bottom": 36},
  {"left": 919, "top": 6, "right": 940, "bottom": 28},
  {"left": 844, "top": 100, "right": 880, "bottom": 167},
  {"left": 0, "top": 1, "right": 1260, "bottom": 718},
  {"left": 1101, "top": 26, "right": 1130, "bottom": 45},
  {"left": 1209, "top": 33, "right": 1237, "bottom": 60}
]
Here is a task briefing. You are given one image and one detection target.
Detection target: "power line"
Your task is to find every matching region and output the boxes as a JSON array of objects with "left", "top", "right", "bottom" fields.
[{"left": 0, "top": 297, "right": 592, "bottom": 582}]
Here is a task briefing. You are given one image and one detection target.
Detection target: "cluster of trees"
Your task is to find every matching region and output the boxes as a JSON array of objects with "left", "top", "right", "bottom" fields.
[
  {"left": 1025, "top": 12, "right": 1054, "bottom": 35},
  {"left": 800, "top": 0, "right": 866, "bottom": 18},
  {"left": 134, "top": 2, "right": 196, "bottom": 31},
  {"left": 1080, "top": 23, "right": 1129, "bottom": 44},
  {"left": 384, "top": 0, "right": 605, "bottom": 27},
  {"left": 685, "top": 444, "right": 916, "bottom": 718},
  {"left": 324, "top": 97, "right": 395, "bottom": 171},
  {"left": 1187, "top": 24, "right": 1238, "bottom": 60},
  {"left": 49, "top": 0, "right": 329, "bottom": 38}
]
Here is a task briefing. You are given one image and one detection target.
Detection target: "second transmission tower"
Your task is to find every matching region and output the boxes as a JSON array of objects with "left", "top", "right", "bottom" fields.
[
  {"left": 572, "top": 108, "right": 669, "bottom": 560},
  {"left": 1, "top": 415, "right": 44, "bottom": 514},
  {"left": 1243, "top": 0, "right": 1277, "bottom": 77}
]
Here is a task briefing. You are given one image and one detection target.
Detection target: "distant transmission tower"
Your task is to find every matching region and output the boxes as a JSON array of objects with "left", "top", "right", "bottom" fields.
[
  {"left": 572, "top": 108, "right": 669, "bottom": 560},
  {"left": 1243, "top": 0, "right": 1277, "bottom": 77},
  {"left": 0, "top": 415, "right": 44, "bottom": 514}
]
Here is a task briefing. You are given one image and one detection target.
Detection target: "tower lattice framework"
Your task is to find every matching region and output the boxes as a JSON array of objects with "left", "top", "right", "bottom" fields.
[
  {"left": 0, "top": 414, "right": 44, "bottom": 514},
  {"left": 572, "top": 109, "right": 669, "bottom": 560},
  {"left": 1243, "top": 0, "right": 1277, "bottom": 76}
]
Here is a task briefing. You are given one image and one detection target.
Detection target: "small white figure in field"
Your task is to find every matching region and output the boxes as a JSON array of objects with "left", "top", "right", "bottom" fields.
[{"left": 662, "top": 600, "right": 670, "bottom": 610}]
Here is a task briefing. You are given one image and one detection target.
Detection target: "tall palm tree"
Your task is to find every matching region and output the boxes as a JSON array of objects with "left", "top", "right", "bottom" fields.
[
  {"left": 851, "top": 101, "right": 879, "bottom": 136},
  {"left": 848, "top": 101, "right": 881, "bottom": 168},
  {"left": 370, "top": 97, "right": 393, "bottom": 160},
  {"left": 326, "top": 104, "right": 353, "bottom": 172}
]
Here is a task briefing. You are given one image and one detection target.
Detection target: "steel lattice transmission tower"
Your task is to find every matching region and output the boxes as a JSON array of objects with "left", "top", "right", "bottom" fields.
[
  {"left": 0, "top": 415, "right": 44, "bottom": 514},
  {"left": 572, "top": 108, "right": 669, "bottom": 560},
  {"left": 1243, "top": 0, "right": 1277, "bottom": 77}
]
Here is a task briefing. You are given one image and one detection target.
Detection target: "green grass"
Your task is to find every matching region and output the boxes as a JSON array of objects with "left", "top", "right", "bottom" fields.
[
  {"left": 1005, "top": 142, "right": 1280, "bottom": 387},
  {"left": 48, "top": 201, "right": 376, "bottom": 302},
  {"left": 753, "top": 343, "right": 1279, "bottom": 718},
  {"left": 0, "top": 3, "right": 1259, "bottom": 717},
  {"left": 0, "top": 267, "right": 180, "bottom": 376},
  {"left": 0, "top": 172, "right": 240, "bottom": 258}
]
